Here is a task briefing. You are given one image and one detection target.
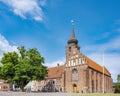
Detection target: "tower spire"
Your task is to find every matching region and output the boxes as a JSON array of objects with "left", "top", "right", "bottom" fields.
[
  {"left": 71, "top": 20, "right": 75, "bottom": 39},
  {"left": 68, "top": 20, "right": 78, "bottom": 45}
]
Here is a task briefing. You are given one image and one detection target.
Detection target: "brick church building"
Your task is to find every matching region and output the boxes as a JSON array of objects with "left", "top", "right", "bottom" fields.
[{"left": 33, "top": 24, "right": 113, "bottom": 93}]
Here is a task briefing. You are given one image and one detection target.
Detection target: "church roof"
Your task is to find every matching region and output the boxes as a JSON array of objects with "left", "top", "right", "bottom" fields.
[
  {"left": 46, "top": 65, "right": 64, "bottom": 79},
  {"left": 83, "top": 55, "right": 111, "bottom": 76}
]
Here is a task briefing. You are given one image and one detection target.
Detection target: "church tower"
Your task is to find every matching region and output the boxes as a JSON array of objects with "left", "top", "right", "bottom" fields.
[
  {"left": 64, "top": 21, "right": 88, "bottom": 93},
  {"left": 66, "top": 20, "right": 80, "bottom": 63},
  {"left": 63, "top": 21, "right": 112, "bottom": 93},
  {"left": 65, "top": 20, "right": 86, "bottom": 68}
]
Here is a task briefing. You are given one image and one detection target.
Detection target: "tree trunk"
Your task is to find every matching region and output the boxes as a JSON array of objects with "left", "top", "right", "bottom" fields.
[
  {"left": 21, "top": 86, "right": 25, "bottom": 92},
  {"left": 19, "top": 81, "right": 28, "bottom": 92}
]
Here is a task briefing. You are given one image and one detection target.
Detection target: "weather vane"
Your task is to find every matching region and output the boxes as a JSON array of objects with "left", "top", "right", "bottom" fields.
[{"left": 71, "top": 20, "right": 74, "bottom": 26}]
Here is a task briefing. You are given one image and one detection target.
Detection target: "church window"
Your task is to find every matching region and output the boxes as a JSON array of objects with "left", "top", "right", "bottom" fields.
[
  {"left": 69, "top": 47, "right": 71, "bottom": 52},
  {"left": 68, "top": 61, "right": 70, "bottom": 66},
  {"left": 72, "top": 69, "right": 78, "bottom": 81},
  {"left": 71, "top": 60, "right": 73, "bottom": 66},
  {"left": 92, "top": 80, "right": 94, "bottom": 92},
  {"left": 79, "top": 58, "right": 81, "bottom": 64},
  {"left": 76, "top": 58, "right": 78, "bottom": 65},
  {"left": 73, "top": 60, "right": 74, "bottom": 66},
  {"left": 73, "top": 61, "right": 75, "bottom": 66},
  {"left": 82, "top": 58, "right": 85, "bottom": 64}
]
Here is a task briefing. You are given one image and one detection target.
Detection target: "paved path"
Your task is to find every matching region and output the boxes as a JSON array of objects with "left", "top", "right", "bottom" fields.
[
  {"left": 0, "top": 91, "right": 81, "bottom": 96},
  {"left": 0, "top": 92, "right": 120, "bottom": 96}
]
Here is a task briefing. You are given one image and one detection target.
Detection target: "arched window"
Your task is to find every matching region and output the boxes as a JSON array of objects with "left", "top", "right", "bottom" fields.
[
  {"left": 72, "top": 69, "right": 78, "bottom": 81},
  {"left": 68, "top": 61, "right": 70, "bottom": 66},
  {"left": 82, "top": 58, "right": 85, "bottom": 64},
  {"left": 69, "top": 47, "right": 71, "bottom": 52},
  {"left": 76, "top": 58, "right": 78, "bottom": 65},
  {"left": 79, "top": 58, "right": 81, "bottom": 64},
  {"left": 71, "top": 60, "right": 73, "bottom": 66}
]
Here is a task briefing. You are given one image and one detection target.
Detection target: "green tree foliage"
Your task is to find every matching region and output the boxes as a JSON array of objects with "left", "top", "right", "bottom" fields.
[
  {"left": 117, "top": 74, "right": 120, "bottom": 83},
  {"left": 114, "top": 74, "right": 120, "bottom": 93},
  {"left": 0, "top": 46, "right": 47, "bottom": 91}
]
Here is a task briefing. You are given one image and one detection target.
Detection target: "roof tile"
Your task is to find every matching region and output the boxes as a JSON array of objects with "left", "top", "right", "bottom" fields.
[
  {"left": 46, "top": 65, "right": 64, "bottom": 79},
  {"left": 83, "top": 55, "right": 111, "bottom": 76}
]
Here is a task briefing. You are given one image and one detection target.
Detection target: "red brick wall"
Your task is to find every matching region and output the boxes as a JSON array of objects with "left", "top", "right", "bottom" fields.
[{"left": 0, "top": 79, "right": 10, "bottom": 91}]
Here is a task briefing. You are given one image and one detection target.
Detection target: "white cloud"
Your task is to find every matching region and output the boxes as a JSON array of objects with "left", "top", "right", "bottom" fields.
[
  {"left": 39, "top": 0, "right": 46, "bottom": 6},
  {"left": 0, "top": 34, "right": 18, "bottom": 60},
  {"left": 45, "top": 58, "right": 65, "bottom": 68},
  {"left": 84, "top": 35, "right": 120, "bottom": 53},
  {"left": 0, "top": 0, "right": 45, "bottom": 21}
]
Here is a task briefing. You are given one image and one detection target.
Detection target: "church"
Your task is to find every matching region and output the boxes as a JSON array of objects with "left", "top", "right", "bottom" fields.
[{"left": 31, "top": 23, "right": 113, "bottom": 93}]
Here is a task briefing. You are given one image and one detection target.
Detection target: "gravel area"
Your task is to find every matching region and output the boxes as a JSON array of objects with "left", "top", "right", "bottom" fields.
[
  {"left": 0, "top": 91, "right": 120, "bottom": 96},
  {"left": 0, "top": 91, "right": 80, "bottom": 96}
]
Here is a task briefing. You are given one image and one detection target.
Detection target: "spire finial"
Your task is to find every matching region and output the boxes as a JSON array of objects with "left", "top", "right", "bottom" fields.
[{"left": 71, "top": 20, "right": 74, "bottom": 27}]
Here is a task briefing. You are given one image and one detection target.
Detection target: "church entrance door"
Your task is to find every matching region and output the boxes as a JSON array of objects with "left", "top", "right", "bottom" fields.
[{"left": 73, "top": 84, "right": 77, "bottom": 93}]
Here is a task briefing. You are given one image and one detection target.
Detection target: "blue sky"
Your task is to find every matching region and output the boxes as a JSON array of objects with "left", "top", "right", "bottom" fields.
[{"left": 0, "top": 0, "right": 120, "bottom": 82}]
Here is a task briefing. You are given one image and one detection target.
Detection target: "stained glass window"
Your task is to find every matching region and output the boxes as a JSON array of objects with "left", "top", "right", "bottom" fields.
[{"left": 72, "top": 69, "right": 78, "bottom": 81}]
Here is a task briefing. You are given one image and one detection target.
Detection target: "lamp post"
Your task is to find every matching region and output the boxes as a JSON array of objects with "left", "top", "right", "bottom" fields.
[{"left": 102, "top": 52, "right": 104, "bottom": 94}]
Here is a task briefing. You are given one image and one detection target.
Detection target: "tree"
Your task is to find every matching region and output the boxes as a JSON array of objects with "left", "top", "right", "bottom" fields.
[
  {"left": 114, "top": 74, "right": 120, "bottom": 93},
  {"left": 117, "top": 74, "right": 120, "bottom": 83},
  {"left": 0, "top": 46, "right": 47, "bottom": 91}
]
